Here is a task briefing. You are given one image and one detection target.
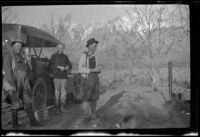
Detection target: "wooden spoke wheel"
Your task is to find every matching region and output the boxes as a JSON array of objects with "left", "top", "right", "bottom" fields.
[{"left": 32, "top": 77, "right": 48, "bottom": 112}]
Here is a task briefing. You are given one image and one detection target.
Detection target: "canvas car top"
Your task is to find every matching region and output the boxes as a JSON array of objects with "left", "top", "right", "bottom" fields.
[{"left": 2, "top": 23, "right": 63, "bottom": 48}]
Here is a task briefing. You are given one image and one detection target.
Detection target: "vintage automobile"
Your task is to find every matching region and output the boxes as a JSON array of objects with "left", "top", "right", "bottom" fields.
[
  {"left": 2, "top": 23, "right": 65, "bottom": 114},
  {"left": 2, "top": 23, "right": 104, "bottom": 129}
]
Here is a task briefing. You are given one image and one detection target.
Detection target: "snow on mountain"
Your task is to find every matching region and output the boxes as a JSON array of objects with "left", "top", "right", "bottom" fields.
[
  {"left": 68, "top": 16, "right": 134, "bottom": 41},
  {"left": 104, "top": 16, "right": 133, "bottom": 33}
]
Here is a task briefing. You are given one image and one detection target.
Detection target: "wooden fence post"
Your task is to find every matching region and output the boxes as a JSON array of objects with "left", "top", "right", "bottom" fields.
[{"left": 168, "top": 62, "right": 173, "bottom": 101}]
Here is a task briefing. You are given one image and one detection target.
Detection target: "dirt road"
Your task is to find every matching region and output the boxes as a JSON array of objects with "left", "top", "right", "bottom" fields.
[{"left": 26, "top": 83, "right": 190, "bottom": 130}]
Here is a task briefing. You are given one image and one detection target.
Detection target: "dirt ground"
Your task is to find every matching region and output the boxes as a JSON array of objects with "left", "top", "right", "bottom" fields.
[{"left": 24, "top": 82, "right": 190, "bottom": 130}]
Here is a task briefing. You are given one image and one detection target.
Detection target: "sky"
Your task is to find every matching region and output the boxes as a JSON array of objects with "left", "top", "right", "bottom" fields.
[
  {"left": 5, "top": 5, "right": 128, "bottom": 26},
  {"left": 3, "top": 5, "right": 188, "bottom": 27}
]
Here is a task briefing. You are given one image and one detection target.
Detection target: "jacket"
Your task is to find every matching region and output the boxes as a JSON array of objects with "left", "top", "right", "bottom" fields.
[
  {"left": 78, "top": 50, "right": 99, "bottom": 78},
  {"left": 3, "top": 51, "right": 28, "bottom": 89},
  {"left": 49, "top": 52, "right": 72, "bottom": 79}
]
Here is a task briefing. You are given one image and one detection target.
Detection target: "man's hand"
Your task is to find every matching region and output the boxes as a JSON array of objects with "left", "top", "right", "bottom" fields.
[
  {"left": 65, "top": 66, "right": 69, "bottom": 70},
  {"left": 57, "top": 66, "right": 69, "bottom": 71},
  {"left": 90, "top": 68, "right": 101, "bottom": 73},
  {"left": 98, "top": 65, "right": 102, "bottom": 72},
  {"left": 57, "top": 66, "right": 65, "bottom": 71}
]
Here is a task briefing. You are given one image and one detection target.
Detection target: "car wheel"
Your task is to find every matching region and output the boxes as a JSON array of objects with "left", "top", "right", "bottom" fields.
[{"left": 32, "top": 77, "right": 48, "bottom": 112}]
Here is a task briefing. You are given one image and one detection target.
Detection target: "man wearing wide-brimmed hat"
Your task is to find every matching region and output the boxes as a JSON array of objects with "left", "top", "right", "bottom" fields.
[
  {"left": 3, "top": 38, "right": 43, "bottom": 129},
  {"left": 78, "top": 38, "right": 101, "bottom": 122}
]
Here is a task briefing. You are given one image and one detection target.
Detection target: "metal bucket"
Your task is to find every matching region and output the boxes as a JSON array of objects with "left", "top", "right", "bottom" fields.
[{"left": 34, "top": 107, "right": 49, "bottom": 122}]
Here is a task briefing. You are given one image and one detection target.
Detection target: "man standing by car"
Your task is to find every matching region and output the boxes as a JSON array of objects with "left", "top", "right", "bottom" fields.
[
  {"left": 3, "top": 38, "right": 43, "bottom": 129},
  {"left": 78, "top": 38, "right": 101, "bottom": 121},
  {"left": 49, "top": 44, "right": 72, "bottom": 114}
]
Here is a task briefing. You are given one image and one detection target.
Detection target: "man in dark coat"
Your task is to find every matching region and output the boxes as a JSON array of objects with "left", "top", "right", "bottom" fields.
[
  {"left": 49, "top": 44, "right": 72, "bottom": 114},
  {"left": 2, "top": 38, "right": 43, "bottom": 129},
  {"left": 78, "top": 38, "right": 101, "bottom": 121}
]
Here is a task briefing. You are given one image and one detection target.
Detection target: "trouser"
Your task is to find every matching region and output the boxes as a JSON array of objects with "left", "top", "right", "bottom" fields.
[
  {"left": 83, "top": 100, "right": 97, "bottom": 118},
  {"left": 3, "top": 70, "right": 32, "bottom": 109},
  {"left": 10, "top": 103, "right": 39, "bottom": 128},
  {"left": 2, "top": 79, "right": 20, "bottom": 128},
  {"left": 3, "top": 77, "right": 19, "bottom": 109},
  {"left": 9, "top": 92, "right": 38, "bottom": 128},
  {"left": 25, "top": 103, "right": 39, "bottom": 126},
  {"left": 54, "top": 79, "right": 67, "bottom": 110},
  {"left": 80, "top": 73, "right": 99, "bottom": 119},
  {"left": 11, "top": 109, "right": 19, "bottom": 128},
  {"left": 80, "top": 73, "right": 100, "bottom": 101},
  {"left": 15, "top": 70, "right": 32, "bottom": 109},
  {"left": 5, "top": 71, "right": 37, "bottom": 128}
]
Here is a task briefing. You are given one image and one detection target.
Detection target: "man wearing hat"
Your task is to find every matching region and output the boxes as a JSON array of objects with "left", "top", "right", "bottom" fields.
[
  {"left": 78, "top": 38, "right": 101, "bottom": 121},
  {"left": 3, "top": 38, "right": 43, "bottom": 129}
]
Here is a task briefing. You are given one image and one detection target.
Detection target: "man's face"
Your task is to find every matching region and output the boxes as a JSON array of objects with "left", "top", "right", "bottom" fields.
[
  {"left": 12, "top": 42, "right": 22, "bottom": 53},
  {"left": 57, "top": 44, "right": 64, "bottom": 54},
  {"left": 88, "top": 43, "right": 97, "bottom": 53}
]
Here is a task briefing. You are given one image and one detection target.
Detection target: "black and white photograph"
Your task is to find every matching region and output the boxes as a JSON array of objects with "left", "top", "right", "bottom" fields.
[{"left": 1, "top": 3, "right": 197, "bottom": 135}]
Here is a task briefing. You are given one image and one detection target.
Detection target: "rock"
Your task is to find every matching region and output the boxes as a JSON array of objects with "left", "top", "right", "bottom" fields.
[
  {"left": 121, "top": 118, "right": 137, "bottom": 129},
  {"left": 92, "top": 124, "right": 97, "bottom": 128},
  {"left": 115, "top": 123, "right": 121, "bottom": 128}
]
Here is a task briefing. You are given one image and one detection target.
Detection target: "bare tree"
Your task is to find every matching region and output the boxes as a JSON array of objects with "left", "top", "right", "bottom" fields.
[
  {"left": 105, "top": 34, "right": 118, "bottom": 81},
  {"left": 2, "top": 6, "right": 19, "bottom": 23},
  {"left": 39, "top": 12, "right": 72, "bottom": 43},
  {"left": 113, "top": 28, "right": 144, "bottom": 84},
  {"left": 105, "top": 23, "right": 130, "bottom": 82},
  {"left": 177, "top": 5, "right": 190, "bottom": 69},
  {"left": 177, "top": 5, "right": 190, "bottom": 38},
  {"left": 39, "top": 13, "right": 74, "bottom": 57},
  {"left": 124, "top": 5, "right": 183, "bottom": 90}
]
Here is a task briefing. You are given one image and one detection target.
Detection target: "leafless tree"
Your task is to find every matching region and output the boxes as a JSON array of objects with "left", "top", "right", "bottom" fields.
[
  {"left": 39, "top": 12, "right": 72, "bottom": 43},
  {"left": 39, "top": 12, "right": 75, "bottom": 57},
  {"left": 177, "top": 5, "right": 190, "bottom": 69},
  {"left": 2, "top": 6, "right": 19, "bottom": 23},
  {"left": 104, "top": 28, "right": 117, "bottom": 81},
  {"left": 123, "top": 5, "right": 184, "bottom": 90},
  {"left": 113, "top": 27, "right": 144, "bottom": 84},
  {"left": 177, "top": 4, "right": 190, "bottom": 38}
]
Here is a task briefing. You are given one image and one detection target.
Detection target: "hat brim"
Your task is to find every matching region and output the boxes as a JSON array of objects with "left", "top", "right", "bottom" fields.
[
  {"left": 11, "top": 40, "right": 25, "bottom": 47},
  {"left": 86, "top": 41, "right": 99, "bottom": 47}
]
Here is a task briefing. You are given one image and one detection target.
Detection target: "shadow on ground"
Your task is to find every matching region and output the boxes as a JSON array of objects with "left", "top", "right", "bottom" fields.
[
  {"left": 97, "top": 90, "right": 126, "bottom": 117},
  {"left": 23, "top": 87, "right": 190, "bottom": 129}
]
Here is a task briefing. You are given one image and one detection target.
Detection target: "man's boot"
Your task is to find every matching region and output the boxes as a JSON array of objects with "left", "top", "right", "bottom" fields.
[
  {"left": 9, "top": 91, "right": 20, "bottom": 129},
  {"left": 25, "top": 104, "right": 44, "bottom": 127},
  {"left": 82, "top": 101, "right": 91, "bottom": 121},
  {"left": 11, "top": 109, "right": 20, "bottom": 129},
  {"left": 90, "top": 100, "right": 99, "bottom": 123},
  {"left": 55, "top": 95, "right": 62, "bottom": 114},
  {"left": 19, "top": 99, "right": 24, "bottom": 110}
]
